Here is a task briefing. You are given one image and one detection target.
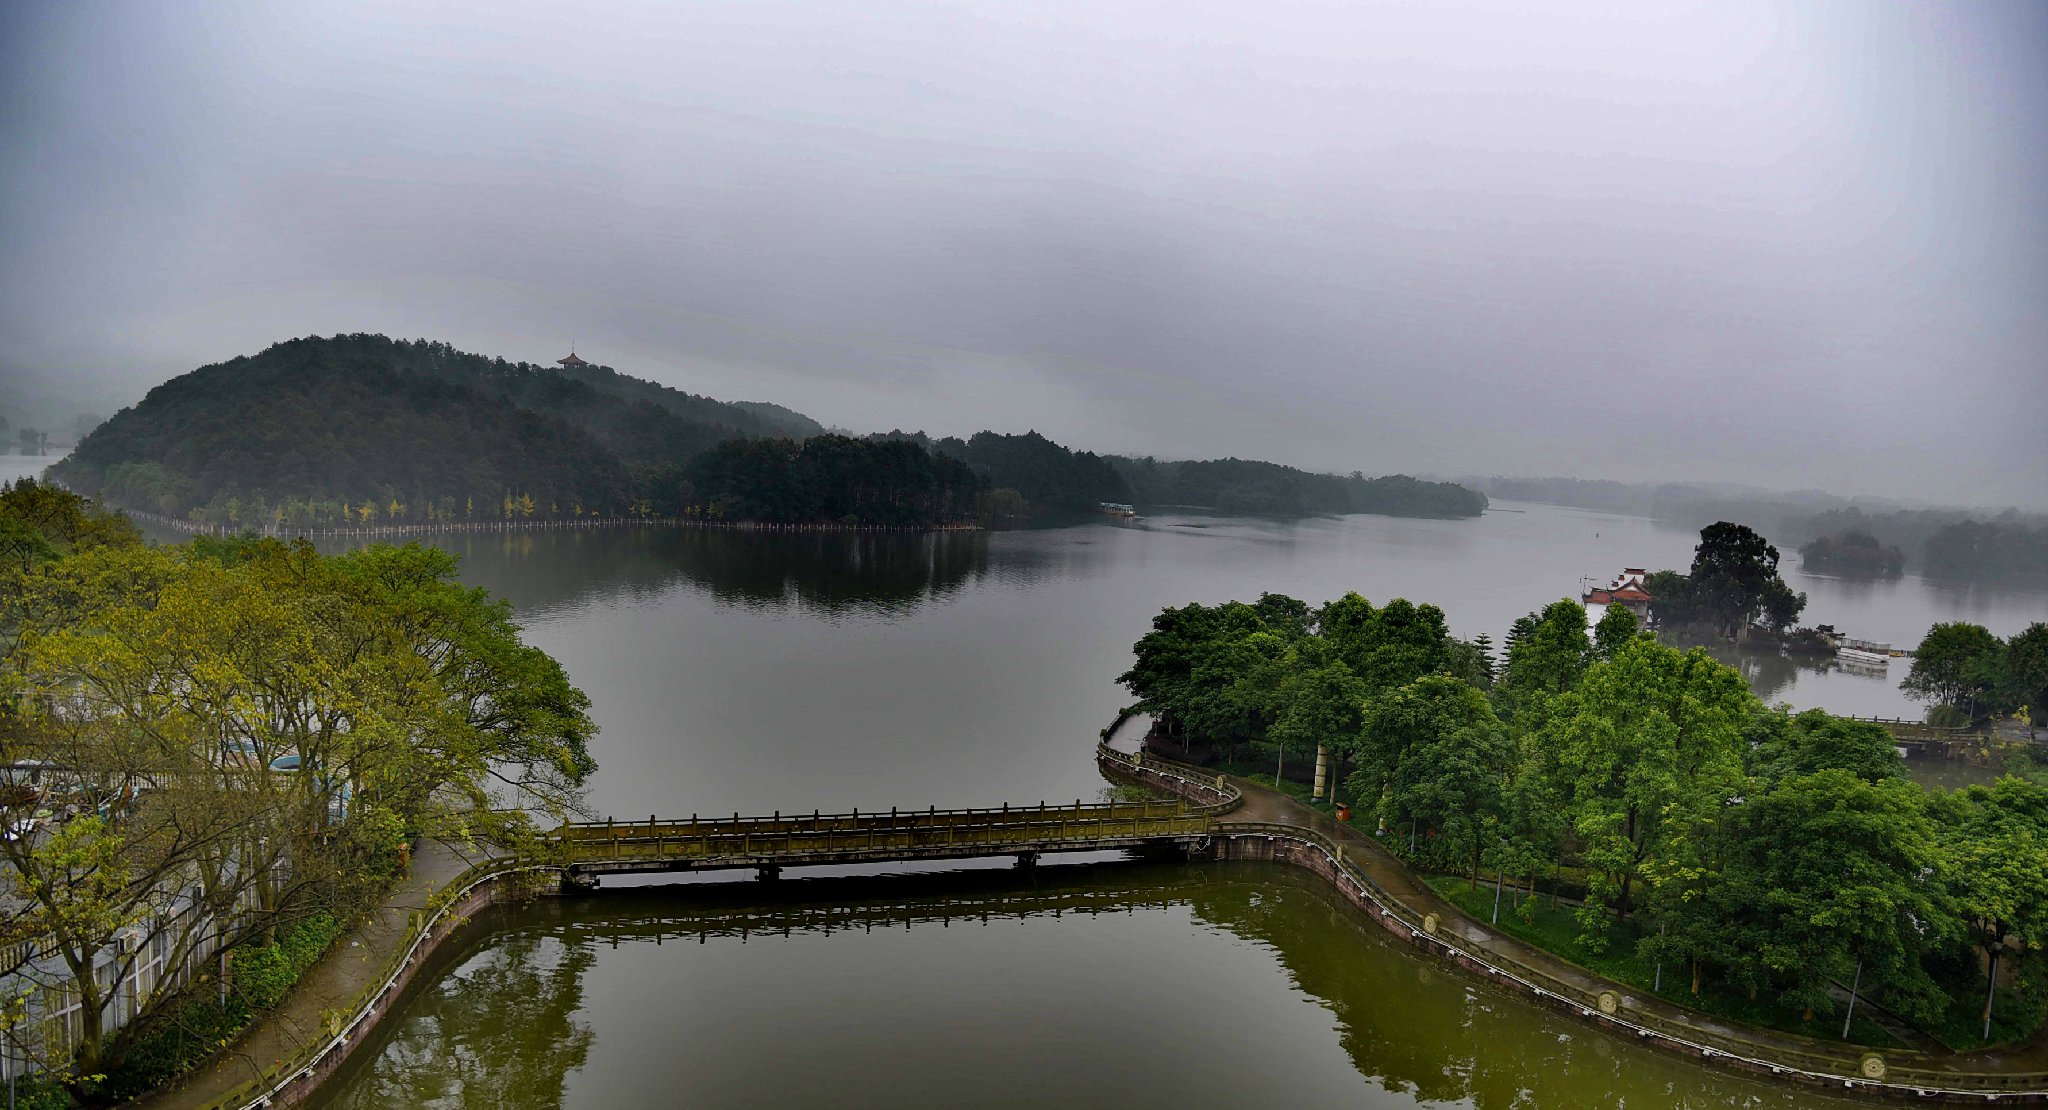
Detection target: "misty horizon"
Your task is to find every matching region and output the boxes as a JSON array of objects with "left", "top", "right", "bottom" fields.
[{"left": 3, "top": 1, "right": 2044, "bottom": 507}]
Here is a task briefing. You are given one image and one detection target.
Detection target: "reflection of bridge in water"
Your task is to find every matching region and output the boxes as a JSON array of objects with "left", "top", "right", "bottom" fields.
[{"left": 550, "top": 750, "right": 1238, "bottom": 886}]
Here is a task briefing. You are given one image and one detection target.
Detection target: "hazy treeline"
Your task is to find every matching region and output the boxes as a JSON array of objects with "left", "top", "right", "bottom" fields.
[
  {"left": 1471, "top": 475, "right": 2047, "bottom": 579},
  {"left": 1796, "top": 529, "right": 1905, "bottom": 576},
  {"left": 1124, "top": 592, "right": 2048, "bottom": 1047},
  {"left": 1113, "top": 456, "right": 1486, "bottom": 518},
  {"left": 877, "top": 430, "right": 1489, "bottom": 519}
]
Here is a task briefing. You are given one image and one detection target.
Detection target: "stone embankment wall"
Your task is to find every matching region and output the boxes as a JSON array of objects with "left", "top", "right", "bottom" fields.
[
  {"left": 1096, "top": 741, "right": 2048, "bottom": 1105},
  {"left": 216, "top": 865, "right": 556, "bottom": 1110}
]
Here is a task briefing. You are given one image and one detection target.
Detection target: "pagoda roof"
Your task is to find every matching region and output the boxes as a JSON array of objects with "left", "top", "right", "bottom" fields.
[{"left": 557, "top": 352, "right": 589, "bottom": 367}]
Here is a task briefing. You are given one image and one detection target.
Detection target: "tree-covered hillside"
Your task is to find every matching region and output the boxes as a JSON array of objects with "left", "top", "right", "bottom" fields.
[
  {"left": 53, "top": 352, "right": 637, "bottom": 522},
  {"left": 1111, "top": 456, "right": 1487, "bottom": 518}
]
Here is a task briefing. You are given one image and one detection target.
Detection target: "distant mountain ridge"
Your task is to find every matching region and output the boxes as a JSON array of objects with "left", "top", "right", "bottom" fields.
[{"left": 48, "top": 333, "right": 1489, "bottom": 529}]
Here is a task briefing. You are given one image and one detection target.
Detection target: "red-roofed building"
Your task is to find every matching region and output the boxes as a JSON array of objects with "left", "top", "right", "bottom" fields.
[
  {"left": 1583, "top": 568, "right": 1653, "bottom": 625},
  {"left": 557, "top": 351, "right": 589, "bottom": 367}
]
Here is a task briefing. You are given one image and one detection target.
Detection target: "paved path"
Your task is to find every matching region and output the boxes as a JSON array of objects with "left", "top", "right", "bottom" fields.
[
  {"left": 122, "top": 839, "right": 491, "bottom": 1110},
  {"left": 1213, "top": 771, "right": 2048, "bottom": 1076}
]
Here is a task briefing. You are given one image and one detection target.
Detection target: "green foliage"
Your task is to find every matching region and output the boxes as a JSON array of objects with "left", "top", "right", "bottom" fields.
[
  {"left": 943, "top": 431, "right": 1129, "bottom": 513},
  {"left": 1126, "top": 585, "right": 2048, "bottom": 1046},
  {"left": 1904, "top": 621, "right": 2004, "bottom": 714},
  {"left": 48, "top": 334, "right": 833, "bottom": 527},
  {"left": 1642, "top": 569, "right": 1697, "bottom": 630},
  {"left": 1591, "top": 602, "right": 1641, "bottom": 661},
  {"left": 98, "top": 914, "right": 345, "bottom": 1100},
  {"left": 1748, "top": 708, "right": 1904, "bottom": 784},
  {"left": 0, "top": 478, "right": 141, "bottom": 572},
  {"left": 6, "top": 1073, "right": 72, "bottom": 1110},
  {"left": 4, "top": 529, "right": 595, "bottom": 1085},
  {"left": 1687, "top": 521, "right": 1805, "bottom": 637},
  {"left": 2005, "top": 623, "right": 2048, "bottom": 730},
  {"left": 1500, "top": 599, "right": 1590, "bottom": 705},
  {"left": 683, "top": 435, "right": 984, "bottom": 525},
  {"left": 1427, "top": 877, "right": 1903, "bottom": 1047}
]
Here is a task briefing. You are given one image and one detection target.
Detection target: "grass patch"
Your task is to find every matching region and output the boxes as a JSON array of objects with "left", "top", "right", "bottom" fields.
[{"left": 1426, "top": 876, "right": 1901, "bottom": 1049}]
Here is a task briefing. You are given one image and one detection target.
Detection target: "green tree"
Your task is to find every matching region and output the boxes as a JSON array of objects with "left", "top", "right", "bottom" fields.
[
  {"left": 1500, "top": 600, "right": 1591, "bottom": 706},
  {"left": 1689, "top": 521, "right": 1805, "bottom": 639},
  {"left": 1934, "top": 778, "right": 2048, "bottom": 1040},
  {"left": 1539, "top": 639, "right": 1751, "bottom": 937},
  {"left": 1268, "top": 661, "right": 1368, "bottom": 797},
  {"left": 1749, "top": 709, "right": 1904, "bottom": 784},
  {"left": 1731, "top": 770, "right": 1945, "bottom": 1027},
  {"left": 1904, "top": 622, "right": 2003, "bottom": 717},
  {"left": 1997, "top": 623, "right": 2048, "bottom": 737},
  {"left": 1643, "top": 569, "right": 1697, "bottom": 631},
  {"left": 1592, "top": 603, "right": 1642, "bottom": 660},
  {"left": 1353, "top": 675, "right": 1510, "bottom": 879}
]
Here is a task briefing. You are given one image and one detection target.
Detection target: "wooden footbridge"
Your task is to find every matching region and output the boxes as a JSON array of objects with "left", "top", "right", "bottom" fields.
[{"left": 547, "top": 747, "right": 1241, "bottom": 886}]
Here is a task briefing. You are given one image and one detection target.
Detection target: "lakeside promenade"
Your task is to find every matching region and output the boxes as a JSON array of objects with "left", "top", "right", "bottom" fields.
[
  {"left": 124, "top": 740, "right": 2048, "bottom": 1108},
  {"left": 123, "top": 841, "right": 492, "bottom": 1110}
]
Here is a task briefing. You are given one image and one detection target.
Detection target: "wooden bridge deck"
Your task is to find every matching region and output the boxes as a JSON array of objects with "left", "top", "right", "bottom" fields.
[{"left": 550, "top": 796, "right": 1218, "bottom": 878}]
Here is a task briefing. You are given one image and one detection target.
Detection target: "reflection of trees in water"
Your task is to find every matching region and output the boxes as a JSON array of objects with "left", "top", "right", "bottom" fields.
[
  {"left": 1185, "top": 865, "right": 1839, "bottom": 1110},
  {"left": 324, "top": 929, "right": 595, "bottom": 1109},
  {"left": 333, "top": 864, "right": 1834, "bottom": 1110},
  {"left": 1666, "top": 634, "right": 1844, "bottom": 705},
  {"left": 319, "top": 527, "right": 1095, "bottom": 618}
]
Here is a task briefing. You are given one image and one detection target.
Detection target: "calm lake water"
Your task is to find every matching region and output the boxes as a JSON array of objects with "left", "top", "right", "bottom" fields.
[
  {"left": 329, "top": 502, "right": 2040, "bottom": 820},
  {"left": 310, "top": 860, "right": 1867, "bottom": 1110},
  {"left": 12, "top": 449, "right": 2046, "bottom": 1108},
  {"left": 284, "top": 500, "right": 2041, "bottom": 1109}
]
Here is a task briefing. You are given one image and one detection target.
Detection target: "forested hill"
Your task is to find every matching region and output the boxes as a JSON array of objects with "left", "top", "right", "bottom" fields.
[
  {"left": 48, "top": 334, "right": 927, "bottom": 526},
  {"left": 52, "top": 348, "right": 639, "bottom": 521}
]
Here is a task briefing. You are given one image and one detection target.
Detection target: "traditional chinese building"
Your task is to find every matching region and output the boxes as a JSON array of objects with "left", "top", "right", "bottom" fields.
[
  {"left": 1582, "top": 567, "right": 1652, "bottom": 625},
  {"left": 557, "top": 350, "right": 589, "bottom": 367}
]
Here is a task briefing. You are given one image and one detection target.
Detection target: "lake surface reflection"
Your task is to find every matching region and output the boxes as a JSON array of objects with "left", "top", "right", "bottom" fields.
[
  {"left": 342, "top": 503, "right": 2042, "bottom": 819},
  {"left": 29, "top": 469, "right": 2048, "bottom": 1105},
  {"left": 311, "top": 861, "right": 1866, "bottom": 1110}
]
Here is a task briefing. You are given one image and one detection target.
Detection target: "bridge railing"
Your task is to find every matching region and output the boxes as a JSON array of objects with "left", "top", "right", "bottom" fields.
[
  {"left": 551, "top": 797, "right": 1212, "bottom": 863},
  {"left": 1093, "top": 740, "right": 1243, "bottom": 816}
]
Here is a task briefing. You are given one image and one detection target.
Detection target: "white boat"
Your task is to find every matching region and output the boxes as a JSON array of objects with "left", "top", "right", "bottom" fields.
[{"left": 1837, "top": 647, "right": 1891, "bottom": 668}]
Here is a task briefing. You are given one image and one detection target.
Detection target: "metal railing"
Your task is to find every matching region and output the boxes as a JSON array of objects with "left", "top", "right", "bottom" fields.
[
  {"left": 208, "top": 857, "right": 551, "bottom": 1110},
  {"left": 1212, "top": 820, "right": 2048, "bottom": 1098}
]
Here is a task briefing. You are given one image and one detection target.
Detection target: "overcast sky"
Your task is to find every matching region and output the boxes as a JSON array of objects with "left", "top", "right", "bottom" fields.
[{"left": 2, "top": 0, "right": 2043, "bottom": 505}]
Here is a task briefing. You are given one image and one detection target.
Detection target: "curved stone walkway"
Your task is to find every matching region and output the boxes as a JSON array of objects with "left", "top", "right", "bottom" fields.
[
  {"left": 121, "top": 839, "right": 491, "bottom": 1110},
  {"left": 1210, "top": 769, "right": 2048, "bottom": 1078}
]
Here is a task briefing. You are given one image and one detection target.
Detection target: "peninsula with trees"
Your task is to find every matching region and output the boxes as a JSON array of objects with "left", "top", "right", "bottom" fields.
[{"left": 1122, "top": 588, "right": 2048, "bottom": 1050}]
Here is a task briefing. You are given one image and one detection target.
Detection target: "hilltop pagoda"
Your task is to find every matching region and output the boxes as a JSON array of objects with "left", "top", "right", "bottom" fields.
[{"left": 557, "top": 350, "right": 589, "bottom": 367}]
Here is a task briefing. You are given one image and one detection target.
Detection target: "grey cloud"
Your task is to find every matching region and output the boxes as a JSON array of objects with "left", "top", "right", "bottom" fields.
[{"left": 2, "top": 0, "right": 2043, "bottom": 504}]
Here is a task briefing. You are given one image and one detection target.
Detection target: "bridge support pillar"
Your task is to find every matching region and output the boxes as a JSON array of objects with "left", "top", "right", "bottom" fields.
[
  {"left": 1014, "top": 852, "right": 1038, "bottom": 869},
  {"left": 561, "top": 870, "right": 599, "bottom": 894},
  {"left": 757, "top": 865, "right": 782, "bottom": 881}
]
